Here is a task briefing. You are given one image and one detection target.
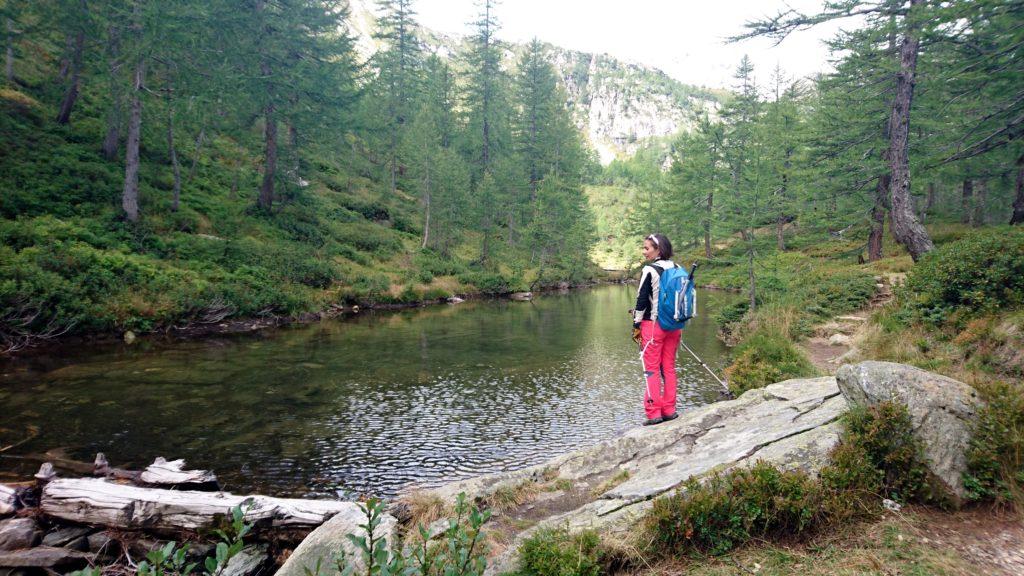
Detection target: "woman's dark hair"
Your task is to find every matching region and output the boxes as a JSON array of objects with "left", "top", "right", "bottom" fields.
[{"left": 646, "top": 233, "right": 673, "bottom": 259}]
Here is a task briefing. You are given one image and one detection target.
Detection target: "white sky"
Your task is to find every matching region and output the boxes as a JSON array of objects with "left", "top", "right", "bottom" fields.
[{"left": 415, "top": 0, "right": 858, "bottom": 90}]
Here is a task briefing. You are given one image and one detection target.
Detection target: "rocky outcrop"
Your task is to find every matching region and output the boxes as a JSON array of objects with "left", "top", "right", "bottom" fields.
[
  {"left": 836, "top": 361, "right": 983, "bottom": 503},
  {"left": 416, "top": 376, "right": 846, "bottom": 575}
]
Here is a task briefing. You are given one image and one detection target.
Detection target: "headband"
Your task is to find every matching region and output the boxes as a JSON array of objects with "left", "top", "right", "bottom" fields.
[{"left": 646, "top": 234, "right": 660, "bottom": 246}]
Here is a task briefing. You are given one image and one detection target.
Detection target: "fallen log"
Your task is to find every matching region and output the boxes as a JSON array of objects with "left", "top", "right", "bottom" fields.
[
  {"left": 41, "top": 478, "right": 358, "bottom": 534},
  {"left": 0, "top": 485, "right": 16, "bottom": 515},
  {"left": 139, "top": 457, "right": 219, "bottom": 490}
]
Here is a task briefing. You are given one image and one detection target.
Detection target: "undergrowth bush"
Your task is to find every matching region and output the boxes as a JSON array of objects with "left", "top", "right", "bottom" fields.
[
  {"left": 822, "top": 403, "right": 933, "bottom": 504},
  {"left": 723, "top": 330, "right": 816, "bottom": 395},
  {"left": 515, "top": 528, "right": 604, "bottom": 576},
  {"left": 643, "top": 401, "right": 929, "bottom": 559},
  {"left": 646, "top": 461, "right": 824, "bottom": 556},
  {"left": 964, "top": 380, "right": 1024, "bottom": 509},
  {"left": 900, "top": 227, "right": 1024, "bottom": 327}
]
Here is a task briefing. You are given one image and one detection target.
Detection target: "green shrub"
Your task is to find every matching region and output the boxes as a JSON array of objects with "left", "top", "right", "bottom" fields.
[
  {"left": 457, "top": 271, "right": 513, "bottom": 295},
  {"left": 724, "top": 330, "right": 816, "bottom": 395},
  {"left": 645, "top": 461, "right": 823, "bottom": 557},
  {"left": 835, "top": 403, "right": 932, "bottom": 503},
  {"left": 414, "top": 250, "right": 468, "bottom": 277},
  {"left": 900, "top": 227, "right": 1024, "bottom": 326},
  {"left": 794, "top": 268, "right": 876, "bottom": 319},
  {"left": 964, "top": 381, "right": 1024, "bottom": 508},
  {"left": 351, "top": 274, "right": 392, "bottom": 301},
  {"left": 516, "top": 528, "right": 604, "bottom": 576}
]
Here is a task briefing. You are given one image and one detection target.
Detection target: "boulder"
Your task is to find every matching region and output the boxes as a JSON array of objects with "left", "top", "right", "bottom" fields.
[
  {"left": 509, "top": 292, "right": 533, "bottom": 301},
  {"left": 0, "top": 519, "right": 39, "bottom": 552},
  {"left": 836, "top": 361, "right": 983, "bottom": 502},
  {"left": 275, "top": 504, "right": 397, "bottom": 576}
]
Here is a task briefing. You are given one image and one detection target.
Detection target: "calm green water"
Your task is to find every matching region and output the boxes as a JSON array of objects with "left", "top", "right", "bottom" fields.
[{"left": 0, "top": 285, "right": 734, "bottom": 498}]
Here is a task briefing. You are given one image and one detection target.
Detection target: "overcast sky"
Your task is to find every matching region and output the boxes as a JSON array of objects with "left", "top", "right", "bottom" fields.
[{"left": 415, "top": 0, "right": 857, "bottom": 90}]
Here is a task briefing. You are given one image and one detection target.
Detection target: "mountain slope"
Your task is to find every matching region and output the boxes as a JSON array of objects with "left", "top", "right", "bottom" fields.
[{"left": 346, "top": 0, "right": 727, "bottom": 163}]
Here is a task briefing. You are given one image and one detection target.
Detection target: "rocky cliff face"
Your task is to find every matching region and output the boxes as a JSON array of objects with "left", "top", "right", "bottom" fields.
[{"left": 345, "top": 0, "right": 724, "bottom": 163}]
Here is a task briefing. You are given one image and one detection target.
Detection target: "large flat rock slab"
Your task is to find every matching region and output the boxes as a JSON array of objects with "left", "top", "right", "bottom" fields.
[{"left": 411, "top": 376, "right": 847, "bottom": 576}]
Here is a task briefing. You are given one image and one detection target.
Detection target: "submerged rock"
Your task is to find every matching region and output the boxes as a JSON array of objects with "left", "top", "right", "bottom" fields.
[{"left": 836, "top": 361, "right": 982, "bottom": 503}]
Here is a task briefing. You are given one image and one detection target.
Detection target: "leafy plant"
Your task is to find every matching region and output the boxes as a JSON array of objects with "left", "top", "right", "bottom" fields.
[
  {"left": 316, "top": 493, "right": 491, "bottom": 576},
  {"left": 515, "top": 528, "right": 604, "bottom": 576},
  {"left": 964, "top": 380, "right": 1024, "bottom": 509},
  {"left": 724, "top": 330, "right": 817, "bottom": 395}
]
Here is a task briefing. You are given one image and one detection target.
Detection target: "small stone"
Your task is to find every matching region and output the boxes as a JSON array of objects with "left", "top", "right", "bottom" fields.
[
  {"left": 124, "top": 330, "right": 136, "bottom": 344},
  {"left": 34, "top": 463, "right": 56, "bottom": 483},
  {"left": 42, "top": 526, "right": 93, "bottom": 548},
  {"left": 882, "top": 498, "right": 902, "bottom": 512},
  {"left": 87, "top": 532, "right": 114, "bottom": 555},
  {"left": 220, "top": 545, "right": 268, "bottom": 576},
  {"left": 0, "top": 547, "right": 90, "bottom": 569},
  {"left": 0, "top": 519, "right": 39, "bottom": 551},
  {"left": 828, "top": 333, "right": 853, "bottom": 346}
]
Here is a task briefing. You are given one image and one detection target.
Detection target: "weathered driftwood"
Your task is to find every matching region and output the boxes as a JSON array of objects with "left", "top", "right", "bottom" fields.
[
  {"left": 0, "top": 485, "right": 16, "bottom": 515},
  {"left": 139, "top": 457, "right": 219, "bottom": 489},
  {"left": 41, "top": 478, "right": 358, "bottom": 533}
]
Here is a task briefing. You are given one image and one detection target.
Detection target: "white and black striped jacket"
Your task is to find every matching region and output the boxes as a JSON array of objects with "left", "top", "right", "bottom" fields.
[{"left": 633, "top": 259, "right": 676, "bottom": 328}]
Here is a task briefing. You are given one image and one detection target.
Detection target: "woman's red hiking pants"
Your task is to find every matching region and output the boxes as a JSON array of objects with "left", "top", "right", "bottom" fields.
[{"left": 640, "top": 319, "right": 681, "bottom": 420}]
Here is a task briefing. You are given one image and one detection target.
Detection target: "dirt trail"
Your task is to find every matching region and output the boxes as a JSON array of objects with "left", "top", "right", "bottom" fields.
[{"left": 801, "top": 273, "right": 903, "bottom": 374}]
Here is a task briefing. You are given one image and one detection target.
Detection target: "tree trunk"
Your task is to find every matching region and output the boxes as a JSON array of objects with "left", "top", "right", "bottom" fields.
[
  {"left": 122, "top": 59, "right": 144, "bottom": 223},
  {"left": 746, "top": 241, "right": 757, "bottom": 312},
  {"left": 57, "top": 33, "right": 72, "bottom": 83},
  {"left": 187, "top": 123, "right": 204, "bottom": 182},
  {"left": 973, "top": 178, "right": 986, "bottom": 227},
  {"left": 166, "top": 94, "right": 181, "bottom": 212},
  {"left": 704, "top": 189, "right": 713, "bottom": 259},
  {"left": 55, "top": 26, "right": 85, "bottom": 125},
  {"left": 1012, "top": 154, "right": 1024, "bottom": 225},
  {"left": 961, "top": 179, "right": 973, "bottom": 224},
  {"left": 5, "top": 19, "right": 14, "bottom": 84},
  {"left": 101, "top": 25, "right": 122, "bottom": 161},
  {"left": 258, "top": 101, "right": 277, "bottom": 212},
  {"left": 886, "top": 0, "right": 933, "bottom": 261},
  {"left": 422, "top": 188, "right": 431, "bottom": 249},
  {"left": 868, "top": 173, "right": 890, "bottom": 261},
  {"left": 922, "top": 181, "right": 935, "bottom": 222}
]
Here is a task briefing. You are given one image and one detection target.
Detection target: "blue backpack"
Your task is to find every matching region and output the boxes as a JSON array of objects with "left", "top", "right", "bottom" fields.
[{"left": 655, "top": 263, "right": 697, "bottom": 331}]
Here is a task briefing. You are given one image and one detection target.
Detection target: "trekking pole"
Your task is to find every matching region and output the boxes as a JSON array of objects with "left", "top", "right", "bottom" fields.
[
  {"left": 682, "top": 261, "right": 734, "bottom": 399},
  {"left": 679, "top": 339, "right": 733, "bottom": 399}
]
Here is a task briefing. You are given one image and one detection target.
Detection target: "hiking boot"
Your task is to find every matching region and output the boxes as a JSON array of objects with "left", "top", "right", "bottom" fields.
[
  {"left": 662, "top": 412, "right": 679, "bottom": 422},
  {"left": 643, "top": 417, "right": 663, "bottom": 426}
]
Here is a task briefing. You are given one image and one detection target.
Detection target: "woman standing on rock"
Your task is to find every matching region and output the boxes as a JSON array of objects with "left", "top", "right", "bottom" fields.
[{"left": 631, "top": 233, "right": 681, "bottom": 426}]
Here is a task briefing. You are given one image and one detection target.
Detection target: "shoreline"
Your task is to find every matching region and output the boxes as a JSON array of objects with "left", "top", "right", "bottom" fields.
[{"left": 0, "top": 278, "right": 628, "bottom": 361}]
